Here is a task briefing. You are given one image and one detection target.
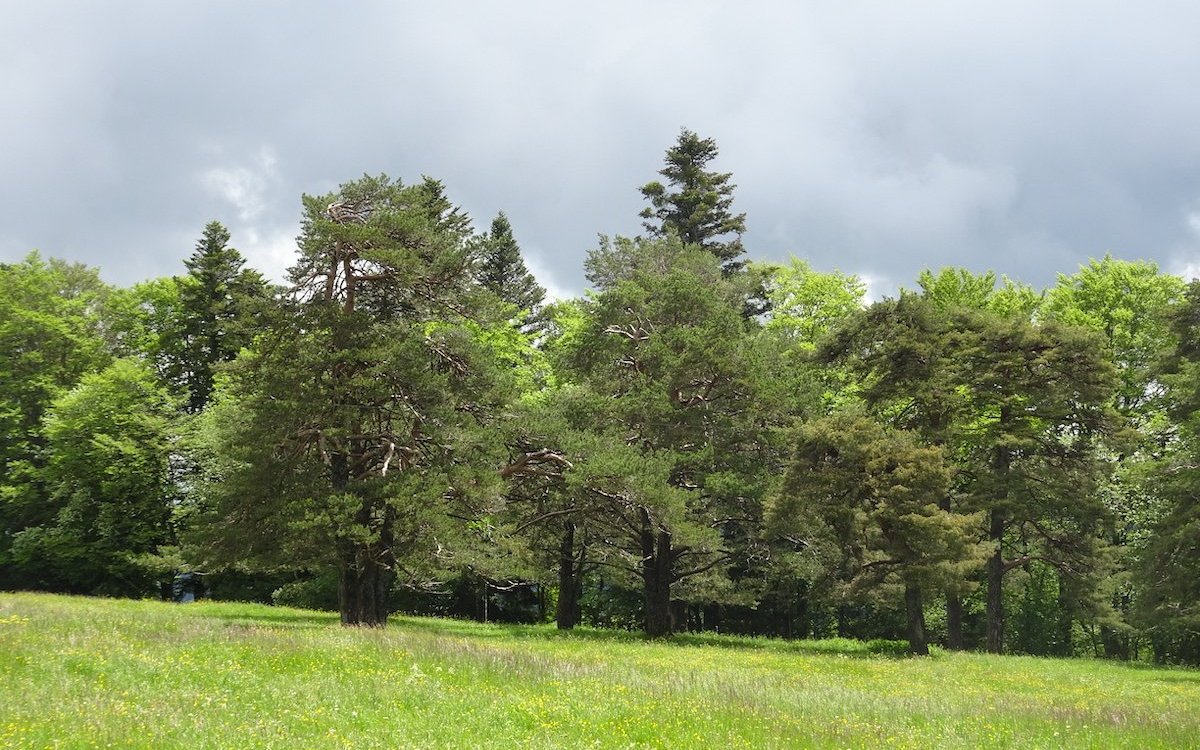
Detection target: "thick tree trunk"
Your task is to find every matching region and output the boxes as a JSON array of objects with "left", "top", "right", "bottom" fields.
[
  {"left": 339, "top": 553, "right": 394, "bottom": 626},
  {"left": 986, "top": 509, "right": 1006, "bottom": 654},
  {"left": 338, "top": 509, "right": 396, "bottom": 626},
  {"left": 905, "top": 583, "right": 930, "bottom": 656},
  {"left": 334, "top": 454, "right": 396, "bottom": 627},
  {"left": 641, "top": 521, "right": 674, "bottom": 638},
  {"left": 556, "top": 520, "right": 579, "bottom": 630},
  {"left": 945, "top": 595, "right": 964, "bottom": 651}
]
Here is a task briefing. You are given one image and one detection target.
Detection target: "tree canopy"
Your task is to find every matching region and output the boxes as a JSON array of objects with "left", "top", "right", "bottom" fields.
[{"left": 4, "top": 134, "right": 1200, "bottom": 665}]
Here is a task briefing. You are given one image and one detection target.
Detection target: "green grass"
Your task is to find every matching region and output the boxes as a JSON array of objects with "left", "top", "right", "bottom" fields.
[{"left": 2, "top": 593, "right": 1198, "bottom": 748}]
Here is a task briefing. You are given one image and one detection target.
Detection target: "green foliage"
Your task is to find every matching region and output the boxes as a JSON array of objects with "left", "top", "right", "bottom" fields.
[
  {"left": 175, "top": 222, "right": 271, "bottom": 412},
  {"left": 102, "top": 276, "right": 187, "bottom": 377},
  {"left": 1043, "top": 254, "right": 1184, "bottom": 420},
  {"left": 476, "top": 211, "right": 546, "bottom": 320},
  {"left": 4, "top": 158, "right": 1200, "bottom": 664},
  {"left": 1041, "top": 256, "right": 1186, "bottom": 656},
  {"left": 773, "top": 412, "right": 986, "bottom": 653},
  {"left": 10, "top": 359, "right": 177, "bottom": 595},
  {"left": 186, "top": 174, "right": 513, "bottom": 625},
  {"left": 0, "top": 253, "right": 112, "bottom": 588},
  {"left": 639, "top": 128, "right": 747, "bottom": 270},
  {"left": 916, "top": 266, "right": 1042, "bottom": 319},
  {"left": 822, "top": 290, "right": 1118, "bottom": 652},
  {"left": 565, "top": 236, "right": 779, "bottom": 634},
  {"left": 777, "top": 413, "right": 984, "bottom": 587},
  {"left": 764, "top": 258, "right": 865, "bottom": 350},
  {"left": 1135, "top": 281, "right": 1200, "bottom": 657}
]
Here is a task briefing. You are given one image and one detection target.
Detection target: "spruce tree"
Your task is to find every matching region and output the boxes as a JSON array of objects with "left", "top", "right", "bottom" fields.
[
  {"left": 477, "top": 212, "right": 546, "bottom": 315},
  {"left": 639, "top": 128, "right": 747, "bottom": 271},
  {"left": 176, "top": 222, "right": 267, "bottom": 412}
]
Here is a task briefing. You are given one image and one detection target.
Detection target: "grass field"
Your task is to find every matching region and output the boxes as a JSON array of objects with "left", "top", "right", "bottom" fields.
[{"left": 1, "top": 593, "right": 1199, "bottom": 748}]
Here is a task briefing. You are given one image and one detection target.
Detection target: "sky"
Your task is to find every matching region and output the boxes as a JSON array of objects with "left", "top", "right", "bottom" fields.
[{"left": 4, "top": 1, "right": 1200, "bottom": 299}]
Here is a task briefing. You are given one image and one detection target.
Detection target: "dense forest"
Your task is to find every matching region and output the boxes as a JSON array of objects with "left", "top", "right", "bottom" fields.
[{"left": 3, "top": 129, "right": 1199, "bottom": 663}]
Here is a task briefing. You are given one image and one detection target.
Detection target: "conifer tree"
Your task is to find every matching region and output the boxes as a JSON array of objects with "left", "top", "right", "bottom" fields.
[
  {"left": 568, "top": 235, "right": 772, "bottom": 636},
  {"left": 639, "top": 128, "right": 747, "bottom": 271},
  {"left": 189, "top": 175, "right": 513, "bottom": 627},
  {"left": 477, "top": 212, "right": 546, "bottom": 316},
  {"left": 774, "top": 412, "right": 986, "bottom": 655},
  {"left": 176, "top": 221, "right": 268, "bottom": 412}
]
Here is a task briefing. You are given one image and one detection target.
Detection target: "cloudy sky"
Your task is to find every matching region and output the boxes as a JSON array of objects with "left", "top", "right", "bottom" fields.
[{"left": 4, "top": 1, "right": 1200, "bottom": 298}]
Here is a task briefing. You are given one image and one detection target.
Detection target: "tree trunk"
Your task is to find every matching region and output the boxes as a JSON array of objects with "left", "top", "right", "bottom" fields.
[
  {"left": 556, "top": 520, "right": 579, "bottom": 630},
  {"left": 986, "top": 413, "right": 1012, "bottom": 655},
  {"left": 641, "top": 520, "right": 674, "bottom": 638},
  {"left": 937, "top": 491, "right": 965, "bottom": 651},
  {"left": 335, "top": 454, "right": 396, "bottom": 627},
  {"left": 945, "top": 595, "right": 964, "bottom": 651},
  {"left": 985, "top": 509, "right": 1006, "bottom": 654},
  {"left": 339, "top": 552, "right": 394, "bottom": 626},
  {"left": 905, "top": 583, "right": 930, "bottom": 656}
]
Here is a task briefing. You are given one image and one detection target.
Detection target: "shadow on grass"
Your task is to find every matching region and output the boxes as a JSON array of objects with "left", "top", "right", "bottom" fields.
[
  {"left": 181, "top": 599, "right": 911, "bottom": 658},
  {"left": 387, "top": 614, "right": 911, "bottom": 659}
]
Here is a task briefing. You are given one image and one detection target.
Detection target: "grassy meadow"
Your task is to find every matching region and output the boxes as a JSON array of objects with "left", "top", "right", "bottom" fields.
[{"left": 1, "top": 592, "right": 1199, "bottom": 748}]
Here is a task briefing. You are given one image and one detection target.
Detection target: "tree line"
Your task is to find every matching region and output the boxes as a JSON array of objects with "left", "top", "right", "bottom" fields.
[{"left": 2, "top": 129, "right": 1199, "bottom": 661}]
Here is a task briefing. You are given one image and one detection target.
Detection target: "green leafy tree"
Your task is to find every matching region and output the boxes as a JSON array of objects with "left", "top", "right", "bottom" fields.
[
  {"left": 102, "top": 276, "right": 187, "bottom": 380},
  {"left": 764, "top": 258, "right": 865, "bottom": 351},
  {"left": 1043, "top": 255, "right": 1184, "bottom": 420},
  {"left": 10, "top": 359, "right": 177, "bottom": 595},
  {"left": 0, "top": 253, "right": 111, "bottom": 589},
  {"left": 915, "top": 267, "right": 1041, "bottom": 320},
  {"left": 639, "top": 128, "right": 747, "bottom": 271},
  {"left": 496, "top": 301, "right": 610, "bottom": 630},
  {"left": 188, "top": 175, "right": 512, "bottom": 626},
  {"left": 762, "top": 257, "right": 866, "bottom": 426},
  {"left": 1043, "top": 255, "right": 1185, "bottom": 658}
]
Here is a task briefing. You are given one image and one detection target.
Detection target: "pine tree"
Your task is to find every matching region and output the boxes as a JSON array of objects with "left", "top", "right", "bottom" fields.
[
  {"left": 639, "top": 128, "right": 747, "bottom": 271},
  {"left": 567, "top": 236, "right": 772, "bottom": 636},
  {"left": 773, "top": 412, "right": 986, "bottom": 655},
  {"left": 189, "top": 175, "right": 513, "bottom": 627}
]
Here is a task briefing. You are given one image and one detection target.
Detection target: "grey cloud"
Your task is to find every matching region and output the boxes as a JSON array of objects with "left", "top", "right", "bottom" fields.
[{"left": 2, "top": 1, "right": 1199, "bottom": 297}]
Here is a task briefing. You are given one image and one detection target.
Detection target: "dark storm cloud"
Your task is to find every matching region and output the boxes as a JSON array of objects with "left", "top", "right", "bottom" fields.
[{"left": 3, "top": 1, "right": 1200, "bottom": 297}]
